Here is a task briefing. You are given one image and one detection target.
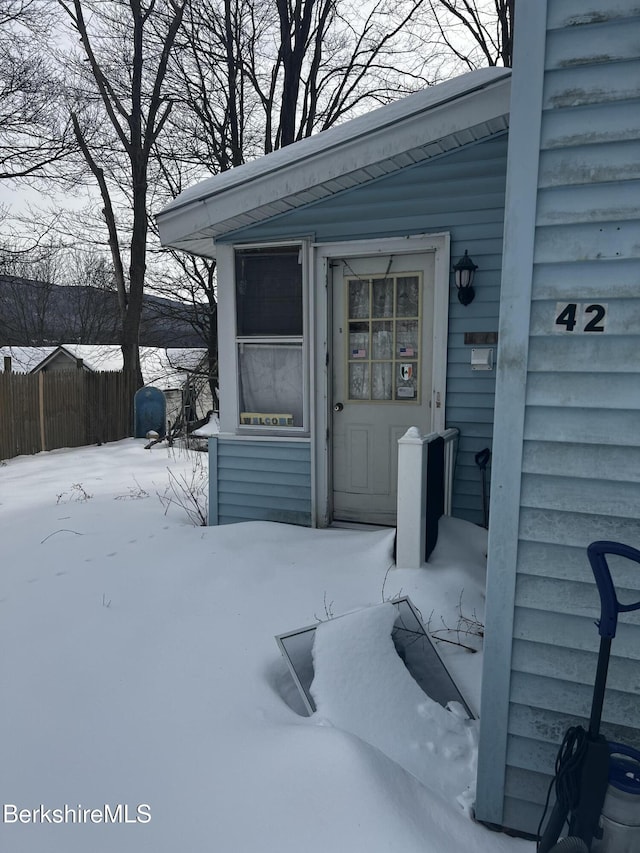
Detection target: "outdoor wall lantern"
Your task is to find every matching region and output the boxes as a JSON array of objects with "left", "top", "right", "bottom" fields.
[{"left": 453, "top": 250, "right": 478, "bottom": 306}]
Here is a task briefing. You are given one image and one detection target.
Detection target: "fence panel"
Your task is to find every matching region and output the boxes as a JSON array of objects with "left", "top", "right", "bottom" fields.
[
  {"left": 0, "top": 371, "right": 136, "bottom": 461},
  {"left": 0, "top": 372, "right": 41, "bottom": 459},
  {"left": 43, "top": 371, "right": 86, "bottom": 451}
]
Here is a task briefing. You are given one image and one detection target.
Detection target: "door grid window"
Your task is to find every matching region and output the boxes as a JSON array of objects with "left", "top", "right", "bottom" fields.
[{"left": 346, "top": 272, "right": 422, "bottom": 402}]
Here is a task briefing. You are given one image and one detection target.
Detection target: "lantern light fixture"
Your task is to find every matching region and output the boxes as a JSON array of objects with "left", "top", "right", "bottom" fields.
[{"left": 453, "top": 250, "right": 478, "bottom": 306}]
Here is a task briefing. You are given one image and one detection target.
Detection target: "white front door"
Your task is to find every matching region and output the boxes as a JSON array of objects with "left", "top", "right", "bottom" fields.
[{"left": 331, "top": 251, "right": 437, "bottom": 525}]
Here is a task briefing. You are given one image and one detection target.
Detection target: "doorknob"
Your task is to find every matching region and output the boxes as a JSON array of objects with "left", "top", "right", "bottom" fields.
[{"left": 334, "top": 402, "right": 344, "bottom": 412}]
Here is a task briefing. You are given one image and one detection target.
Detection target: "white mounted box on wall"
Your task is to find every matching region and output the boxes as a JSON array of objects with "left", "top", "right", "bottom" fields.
[{"left": 471, "top": 348, "right": 494, "bottom": 371}]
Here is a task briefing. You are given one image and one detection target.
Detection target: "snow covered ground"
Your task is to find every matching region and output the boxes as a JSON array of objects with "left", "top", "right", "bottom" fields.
[{"left": 0, "top": 439, "right": 535, "bottom": 852}]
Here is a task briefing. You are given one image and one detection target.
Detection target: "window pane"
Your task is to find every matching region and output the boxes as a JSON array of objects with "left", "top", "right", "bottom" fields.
[
  {"left": 396, "top": 276, "right": 419, "bottom": 316},
  {"left": 238, "top": 343, "right": 303, "bottom": 427},
  {"left": 235, "top": 246, "right": 302, "bottom": 336},
  {"left": 396, "top": 320, "right": 419, "bottom": 358},
  {"left": 349, "top": 322, "right": 369, "bottom": 359},
  {"left": 372, "top": 278, "right": 393, "bottom": 318},
  {"left": 372, "top": 321, "right": 392, "bottom": 359},
  {"left": 372, "top": 362, "right": 392, "bottom": 400},
  {"left": 396, "top": 361, "right": 418, "bottom": 400},
  {"left": 349, "top": 362, "right": 369, "bottom": 400},
  {"left": 348, "top": 279, "right": 369, "bottom": 319}
]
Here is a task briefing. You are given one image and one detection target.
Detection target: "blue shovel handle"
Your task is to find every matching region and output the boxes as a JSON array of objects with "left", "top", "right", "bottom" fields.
[{"left": 587, "top": 541, "right": 640, "bottom": 639}]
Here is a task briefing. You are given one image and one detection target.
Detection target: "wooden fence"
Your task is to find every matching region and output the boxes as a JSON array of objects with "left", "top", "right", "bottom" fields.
[{"left": 0, "top": 370, "right": 138, "bottom": 461}]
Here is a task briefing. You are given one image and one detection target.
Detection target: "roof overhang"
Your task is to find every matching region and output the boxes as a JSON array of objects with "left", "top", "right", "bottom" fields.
[{"left": 156, "top": 68, "right": 511, "bottom": 259}]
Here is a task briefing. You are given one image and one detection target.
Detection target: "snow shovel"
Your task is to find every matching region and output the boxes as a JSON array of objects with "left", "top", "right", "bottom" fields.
[{"left": 538, "top": 540, "right": 640, "bottom": 853}]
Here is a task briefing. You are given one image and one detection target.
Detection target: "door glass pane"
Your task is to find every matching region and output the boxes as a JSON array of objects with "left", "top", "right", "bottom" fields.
[
  {"left": 349, "top": 362, "right": 369, "bottom": 400},
  {"left": 349, "top": 322, "right": 369, "bottom": 359},
  {"left": 396, "top": 320, "right": 419, "bottom": 358},
  {"left": 372, "top": 321, "right": 392, "bottom": 359},
  {"left": 396, "top": 276, "right": 419, "bottom": 316},
  {"left": 372, "top": 362, "right": 392, "bottom": 400},
  {"left": 348, "top": 279, "right": 369, "bottom": 319},
  {"left": 372, "top": 278, "right": 393, "bottom": 318},
  {"left": 345, "top": 269, "right": 421, "bottom": 403},
  {"left": 396, "top": 361, "right": 418, "bottom": 400}
]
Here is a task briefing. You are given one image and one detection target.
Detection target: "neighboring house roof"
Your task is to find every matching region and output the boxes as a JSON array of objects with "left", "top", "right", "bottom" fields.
[
  {"left": 27, "top": 346, "right": 92, "bottom": 373},
  {"left": 0, "top": 345, "right": 207, "bottom": 390},
  {"left": 156, "top": 68, "right": 511, "bottom": 258},
  {"left": 0, "top": 346, "right": 59, "bottom": 373}
]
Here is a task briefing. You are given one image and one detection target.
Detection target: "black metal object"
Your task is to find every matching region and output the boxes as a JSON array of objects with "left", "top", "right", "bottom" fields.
[
  {"left": 547, "top": 839, "right": 588, "bottom": 853},
  {"left": 453, "top": 250, "right": 478, "bottom": 305},
  {"left": 538, "top": 541, "right": 640, "bottom": 853},
  {"left": 425, "top": 436, "right": 445, "bottom": 560},
  {"left": 474, "top": 447, "right": 491, "bottom": 528}
]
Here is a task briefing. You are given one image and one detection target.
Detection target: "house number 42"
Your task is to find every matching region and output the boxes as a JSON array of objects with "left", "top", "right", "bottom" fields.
[{"left": 554, "top": 302, "right": 608, "bottom": 334}]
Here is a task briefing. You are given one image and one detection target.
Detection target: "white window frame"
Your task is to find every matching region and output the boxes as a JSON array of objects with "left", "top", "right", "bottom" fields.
[{"left": 215, "top": 239, "right": 311, "bottom": 437}]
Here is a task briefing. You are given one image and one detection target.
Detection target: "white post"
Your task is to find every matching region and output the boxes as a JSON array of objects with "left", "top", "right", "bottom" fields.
[{"left": 396, "top": 427, "right": 436, "bottom": 569}]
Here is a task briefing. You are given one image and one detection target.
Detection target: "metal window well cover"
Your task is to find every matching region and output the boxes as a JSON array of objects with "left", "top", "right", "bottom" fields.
[{"left": 275, "top": 596, "right": 474, "bottom": 718}]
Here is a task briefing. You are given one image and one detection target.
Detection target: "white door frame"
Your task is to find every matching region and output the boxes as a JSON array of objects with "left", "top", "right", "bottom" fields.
[{"left": 311, "top": 233, "right": 451, "bottom": 526}]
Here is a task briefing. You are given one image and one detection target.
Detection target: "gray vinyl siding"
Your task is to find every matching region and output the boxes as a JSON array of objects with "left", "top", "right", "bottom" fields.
[
  {"left": 222, "top": 134, "right": 509, "bottom": 525},
  {"left": 209, "top": 437, "right": 312, "bottom": 526},
  {"left": 478, "top": 3, "right": 640, "bottom": 837}
]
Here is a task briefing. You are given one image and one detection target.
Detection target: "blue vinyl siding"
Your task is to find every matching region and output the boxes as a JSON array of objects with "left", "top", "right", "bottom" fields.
[
  {"left": 222, "top": 134, "right": 509, "bottom": 525},
  {"left": 209, "top": 437, "right": 312, "bottom": 526},
  {"left": 477, "top": 2, "right": 640, "bottom": 836}
]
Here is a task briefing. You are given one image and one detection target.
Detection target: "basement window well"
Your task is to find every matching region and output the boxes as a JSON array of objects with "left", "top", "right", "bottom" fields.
[{"left": 235, "top": 244, "right": 305, "bottom": 429}]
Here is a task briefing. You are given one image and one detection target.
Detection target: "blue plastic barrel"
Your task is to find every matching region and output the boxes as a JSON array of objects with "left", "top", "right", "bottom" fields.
[{"left": 134, "top": 386, "right": 166, "bottom": 439}]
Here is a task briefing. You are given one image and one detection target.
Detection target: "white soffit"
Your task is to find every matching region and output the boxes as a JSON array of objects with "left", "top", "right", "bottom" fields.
[{"left": 156, "top": 68, "right": 511, "bottom": 258}]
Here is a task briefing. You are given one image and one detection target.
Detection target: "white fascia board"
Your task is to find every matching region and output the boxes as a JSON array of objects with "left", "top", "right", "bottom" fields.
[
  {"left": 164, "top": 235, "right": 219, "bottom": 259},
  {"left": 157, "top": 70, "right": 510, "bottom": 253}
]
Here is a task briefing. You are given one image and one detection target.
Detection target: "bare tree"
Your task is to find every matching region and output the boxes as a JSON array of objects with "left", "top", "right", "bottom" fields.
[
  {"left": 1, "top": 0, "right": 512, "bottom": 396},
  {"left": 0, "top": 241, "right": 67, "bottom": 343},
  {"left": 60, "top": 251, "right": 119, "bottom": 342},
  {"left": 152, "top": 0, "right": 446, "bottom": 406},
  {"left": 56, "top": 0, "right": 187, "bottom": 385},
  {"left": 145, "top": 241, "right": 217, "bottom": 402},
  {"left": 0, "top": 274, "right": 58, "bottom": 343},
  {"left": 0, "top": 0, "right": 77, "bottom": 179},
  {"left": 427, "top": 0, "right": 514, "bottom": 69},
  {"left": 0, "top": 244, "right": 119, "bottom": 343},
  {"left": 167, "top": 0, "right": 443, "bottom": 168}
]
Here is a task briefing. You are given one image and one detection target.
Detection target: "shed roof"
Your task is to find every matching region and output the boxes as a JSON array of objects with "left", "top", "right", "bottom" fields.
[
  {"left": 0, "top": 345, "right": 207, "bottom": 390},
  {"left": 156, "top": 68, "right": 511, "bottom": 258}
]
